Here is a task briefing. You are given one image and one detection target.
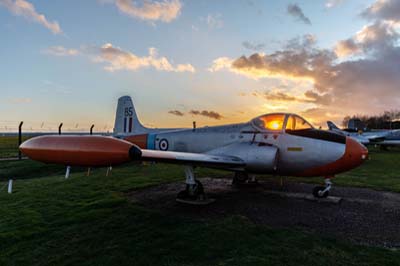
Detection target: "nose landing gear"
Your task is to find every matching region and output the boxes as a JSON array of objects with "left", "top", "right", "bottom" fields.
[
  {"left": 232, "top": 172, "right": 258, "bottom": 187},
  {"left": 312, "top": 177, "right": 332, "bottom": 198}
]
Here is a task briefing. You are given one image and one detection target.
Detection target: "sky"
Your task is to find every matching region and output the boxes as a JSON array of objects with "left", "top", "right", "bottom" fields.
[{"left": 1, "top": 0, "right": 400, "bottom": 132}]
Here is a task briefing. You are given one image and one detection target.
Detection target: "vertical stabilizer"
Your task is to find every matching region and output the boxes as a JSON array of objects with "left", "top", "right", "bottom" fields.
[
  {"left": 327, "top": 121, "right": 340, "bottom": 131},
  {"left": 113, "top": 96, "right": 146, "bottom": 135}
]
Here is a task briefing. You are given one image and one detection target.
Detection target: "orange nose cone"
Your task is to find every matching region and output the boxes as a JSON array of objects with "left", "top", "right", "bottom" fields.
[
  {"left": 297, "top": 136, "right": 369, "bottom": 177},
  {"left": 343, "top": 137, "right": 369, "bottom": 169}
]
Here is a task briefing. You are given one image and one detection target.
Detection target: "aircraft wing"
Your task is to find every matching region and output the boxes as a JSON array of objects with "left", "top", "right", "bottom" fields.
[
  {"left": 138, "top": 149, "right": 246, "bottom": 168},
  {"left": 20, "top": 135, "right": 246, "bottom": 168}
]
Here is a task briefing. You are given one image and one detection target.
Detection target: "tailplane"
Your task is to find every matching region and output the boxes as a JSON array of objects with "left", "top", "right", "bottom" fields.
[{"left": 114, "top": 96, "right": 147, "bottom": 135}]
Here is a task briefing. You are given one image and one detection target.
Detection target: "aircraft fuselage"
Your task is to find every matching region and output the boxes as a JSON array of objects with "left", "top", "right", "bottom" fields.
[{"left": 123, "top": 114, "right": 367, "bottom": 177}]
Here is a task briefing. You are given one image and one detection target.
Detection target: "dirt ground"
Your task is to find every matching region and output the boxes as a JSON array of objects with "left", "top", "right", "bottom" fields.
[{"left": 126, "top": 178, "right": 400, "bottom": 248}]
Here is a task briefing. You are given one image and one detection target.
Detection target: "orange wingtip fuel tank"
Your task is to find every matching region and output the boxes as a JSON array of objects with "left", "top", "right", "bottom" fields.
[{"left": 20, "top": 135, "right": 142, "bottom": 167}]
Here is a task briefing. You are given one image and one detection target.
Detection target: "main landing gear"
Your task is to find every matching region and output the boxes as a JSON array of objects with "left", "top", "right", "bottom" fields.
[
  {"left": 312, "top": 177, "right": 332, "bottom": 198},
  {"left": 176, "top": 166, "right": 215, "bottom": 205}
]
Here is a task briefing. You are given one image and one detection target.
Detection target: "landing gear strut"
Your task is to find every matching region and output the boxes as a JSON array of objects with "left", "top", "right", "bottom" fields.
[
  {"left": 312, "top": 177, "right": 332, "bottom": 198},
  {"left": 176, "top": 166, "right": 214, "bottom": 204}
]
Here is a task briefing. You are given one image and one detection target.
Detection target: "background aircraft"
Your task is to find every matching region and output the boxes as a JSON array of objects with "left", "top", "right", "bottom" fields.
[
  {"left": 327, "top": 121, "right": 400, "bottom": 147},
  {"left": 20, "top": 96, "right": 368, "bottom": 202}
]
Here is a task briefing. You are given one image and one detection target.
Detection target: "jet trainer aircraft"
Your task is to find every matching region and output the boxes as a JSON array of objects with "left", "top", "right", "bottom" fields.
[
  {"left": 327, "top": 121, "right": 400, "bottom": 147},
  {"left": 20, "top": 96, "right": 368, "bottom": 202}
]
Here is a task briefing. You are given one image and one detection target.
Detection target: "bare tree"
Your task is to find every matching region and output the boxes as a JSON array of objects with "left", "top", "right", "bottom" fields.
[{"left": 342, "top": 110, "right": 400, "bottom": 130}]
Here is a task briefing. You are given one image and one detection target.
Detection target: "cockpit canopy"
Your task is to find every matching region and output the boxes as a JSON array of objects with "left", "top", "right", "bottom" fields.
[{"left": 251, "top": 113, "right": 313, "bottom": 132}]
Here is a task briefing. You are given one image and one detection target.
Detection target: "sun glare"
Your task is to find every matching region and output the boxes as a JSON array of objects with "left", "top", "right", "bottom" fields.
[{"left": 270, "top": 121, "right": 281, "bottom": 130}]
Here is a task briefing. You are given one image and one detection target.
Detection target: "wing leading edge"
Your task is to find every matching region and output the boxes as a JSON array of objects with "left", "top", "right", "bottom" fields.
[{"left": 135, "top": 148, "right": 245, "bottom": 169}]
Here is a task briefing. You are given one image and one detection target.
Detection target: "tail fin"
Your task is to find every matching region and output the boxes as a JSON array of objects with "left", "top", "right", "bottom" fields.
[
  {"left": 113, "top": 96, "right": 147, "bottom": 135},
  {"left": 327, "top": 121, "right": 341, "bottom": 131}
]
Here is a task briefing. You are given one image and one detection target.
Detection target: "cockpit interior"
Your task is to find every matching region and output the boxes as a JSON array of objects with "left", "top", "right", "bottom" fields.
[{"left": 251, "top": 113, "right": 313, "bottom": 132}]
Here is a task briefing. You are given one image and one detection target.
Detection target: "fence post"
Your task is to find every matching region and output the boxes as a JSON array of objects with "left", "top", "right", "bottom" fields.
[
  {"left": 58, "top": 123, "right": 63, "bottom": 135},
  {"left": 106, "top": 166, "right": 112, "bottom": 176},
  {"left": 90, "top": 124, "right": 94, "bottom": 135},
  {"left": 18, "top": 121, "right": 23, "bottom": 160},
  {"left": 65, "top": 166, "right": 71, "bottom": 179},
  {"left": 8, "top": 179, "right": 13, "bottom": 194}
]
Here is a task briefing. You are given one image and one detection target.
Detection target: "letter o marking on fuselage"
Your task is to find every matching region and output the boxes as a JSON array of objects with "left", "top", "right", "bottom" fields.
[{"left": 159, "top": 139, "right": 169, "bottom": 151}]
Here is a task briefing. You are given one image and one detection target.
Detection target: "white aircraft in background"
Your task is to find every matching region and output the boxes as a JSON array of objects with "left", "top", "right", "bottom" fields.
[
  {"left": 327, "top": 121, "right": 371, "bottom": 145},
  {"left": 327, "top": 121, "right": 400, "bottom": 147}
]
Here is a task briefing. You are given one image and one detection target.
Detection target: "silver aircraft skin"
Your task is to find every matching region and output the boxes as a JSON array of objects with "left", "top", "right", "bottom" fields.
[
  {"left": 116, "top": 96, "right": 360, "bottom": 175},
  {"left": 112, "top": 96, "right": 368, "bottom": 199}
]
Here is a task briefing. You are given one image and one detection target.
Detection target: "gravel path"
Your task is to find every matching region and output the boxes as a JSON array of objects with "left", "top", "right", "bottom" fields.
[{"left": 126, "top": 178, "right": 400, "bottom": 248}]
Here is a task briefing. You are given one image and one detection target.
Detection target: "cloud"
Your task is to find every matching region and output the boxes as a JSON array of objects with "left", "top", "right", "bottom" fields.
[
  {"left": 260, "top": 90, "right": 331, "bottom": 105},
  {"left": 285, "top": 34, "right": 316, "bottom": 49},
  {"left": 208, "top": 57, "right": 234, "bottom": 72},
  {"left": 325, "top": 0, "right": 343, "bottom": 9},
  {"left": 334, "top": 39, "right": 361, "bottom": 57},
  {"left": 9, "top": 97, "right": 32, "bottom": 104},
  {"left": 334, "top": 21, "right": 399, "bottom": 57},
  {"left": 43, "top": 46, "right": 79, "bottom": 56},
  {"left": 210, "top": 0, "right": 400, "bottom": 124},
  {"left": 189, "top": 110, "right": 223, "bottom": 120},
  {"left": 209, "top": 28, "right": 400, "bottom": 117},
  {"left": 287, "top": 3, "right": 311, "bottom": 25},
  {"left": 361, "top": 0, "right": 400, "bottom": 22},
  {"left": 203, "top": 13, "right": 223, "bottom": 29},
  {"left": 168, "top": 110, "right": 184, "bottom": 116},
  {"left": 264, "top": 91, "right": 298, "bottom": 102},
  {"left": 111, "top": 0, "right": 182, "bottom": 22},
  {"left": 0, "top": 0, "right": 62, "bottom": 34},
  {"left": 303, "top": 90, "right": 332, "bottom": 105},
  {"left": 43, "top": 43, "right": 195, "bottom": 73},
  {"left": 242, "top": 41, "right": 265, "bottom": 51},
  {"left": 299, "top": 107, "right": 332, "bottom": 126},
  {"left": 95, "top": 43, "right": 195, "bottom": 73},
  {"left": 211, "top": 37, "right": 335, "bottom": 82}
]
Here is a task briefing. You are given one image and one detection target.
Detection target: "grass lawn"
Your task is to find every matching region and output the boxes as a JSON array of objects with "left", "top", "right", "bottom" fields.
[
  {"left": 280, "top": 146, "right": 400, "bottom": 193},
  {"left": 0, "top": 136, "right": 31, "bottom": 159},
  {"left": 0, "top": 152, "right": 400, "bottom": 265}
]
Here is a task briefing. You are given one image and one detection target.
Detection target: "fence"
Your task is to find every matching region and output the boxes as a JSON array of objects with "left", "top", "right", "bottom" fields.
[{"left": 0, "top": 121, "right": 112, "bottom": 159}]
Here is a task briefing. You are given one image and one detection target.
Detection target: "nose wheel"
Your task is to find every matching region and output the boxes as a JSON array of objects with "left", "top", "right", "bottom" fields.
[
  {"left": 232, "top": 172, "right": 258, "bottom": 187},
  {"left": 312, "top": 177, "right": 332, "bottom": 198}
]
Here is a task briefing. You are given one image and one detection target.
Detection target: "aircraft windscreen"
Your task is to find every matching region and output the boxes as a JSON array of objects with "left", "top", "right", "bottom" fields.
[
  {"left": 286, "top": 115, "right": 313, "bottom": 131},
  {"left": 252, "top": 114, "right": 285, "bottom": 131}
]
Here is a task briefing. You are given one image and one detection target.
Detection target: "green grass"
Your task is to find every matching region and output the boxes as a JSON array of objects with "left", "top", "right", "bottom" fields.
[
  {"left": 280, "top": 146, "right": 400, "bottom": 193},
  {"left": 0, "top": 160, "right": 66, "bottom": 181},
  {"left": 0, "top": 136, "right": 31, "bottom": 158},
  {"left": 0, "top": 158, "right": 399, "bottom": 266}
]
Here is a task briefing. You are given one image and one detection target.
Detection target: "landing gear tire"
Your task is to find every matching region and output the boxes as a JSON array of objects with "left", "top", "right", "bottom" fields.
[
  {"left": 232, "top": 172, "right": 258, "bottom": 187},
  {"left": 177, "top": 166, "right": 215, "bottom": 205},
  {"left": 232, "top": 172, "right": 248, "bottom": 186},
  {"left": 177, "top": 180, "right": 206, "bottom": 201},
  {"left": 312, "top": 186, "right": 329, "bottom": 198}
]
